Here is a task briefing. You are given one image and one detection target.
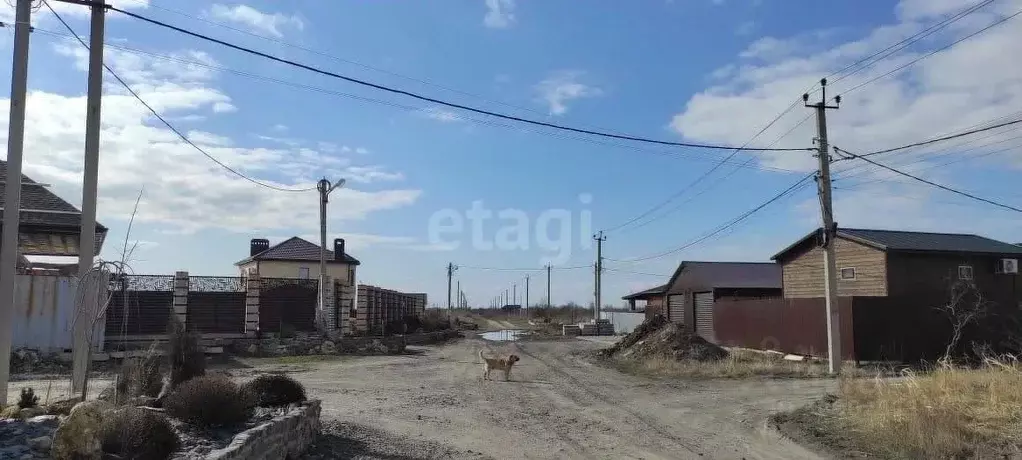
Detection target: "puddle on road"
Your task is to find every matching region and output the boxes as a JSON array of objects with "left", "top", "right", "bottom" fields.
[{"left": 480, "top": 329, "right": 526, "bottom": 341}]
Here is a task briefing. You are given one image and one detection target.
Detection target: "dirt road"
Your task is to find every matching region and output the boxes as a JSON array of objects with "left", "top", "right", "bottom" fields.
[{"left": 293, "top": 338, "right": 834, "bottom": 460}]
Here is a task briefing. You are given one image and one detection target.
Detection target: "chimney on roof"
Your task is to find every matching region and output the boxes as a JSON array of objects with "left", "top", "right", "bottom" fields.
[
  {"left": 250, "top": 238, "right": 269, "bottom": 256},
  {"left": 334, "top": 238, "right": 345, "bottom": 261}
]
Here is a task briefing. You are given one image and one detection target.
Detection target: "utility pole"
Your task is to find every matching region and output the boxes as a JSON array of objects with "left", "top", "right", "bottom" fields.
[
  {"left": 546, "top": 264, "right": 552, "bottom": 310},
  {"left": 513, "top": 283, "right": 517, "bottom": 306},
  {"left": 446, "top": 263, "right": 458, "bottom": 312},
  {"left": 0, "top": 0, "right": 32, "bottom": 406},
  {"left": 456, "top": 280, "right": 460, "bottom": 310},
  {"left": 317, "top": 178, "right": 345, "bottom": 329},
  {"left": 525, "top": 275, "right": 529, "bottom": 317},
  {"left": 71, "top": 0, "right": 108, "bottom": 397},
  {"left": 593, "top": 231, "right": 606, "bottom": 322},
  {"left": 804, "top": 78, "right": 842, "bottom": 375}
]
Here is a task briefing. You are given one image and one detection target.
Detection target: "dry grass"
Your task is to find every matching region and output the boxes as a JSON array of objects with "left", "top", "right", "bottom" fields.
[
  {"left": 835, "top": 358, "right": 1022, "bottom": 459},
  {"left": 613, "top": 348, "right": 858, "bottom": 379}
]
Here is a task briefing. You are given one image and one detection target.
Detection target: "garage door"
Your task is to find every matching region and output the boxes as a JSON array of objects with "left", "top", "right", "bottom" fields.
[
  {"left": 694, "top": 292, "right": 715, "bottom": 342},
  {"left": 668, "top": 295, "right": 686, "bottom": 324}
]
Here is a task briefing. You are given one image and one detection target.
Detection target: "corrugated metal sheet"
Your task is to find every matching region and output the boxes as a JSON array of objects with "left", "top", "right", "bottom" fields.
[
  {"left": 599, "top": 311, "right": 645, "bottom": 334},
  {"left": 668, "top": 295, "right": 685, "bottom": 324},
  {"left": 694, "top": 292, "right": 715, "bottom": 343},
  {"left": 12, "top": 274, "right": 103, "bottom": 352}
]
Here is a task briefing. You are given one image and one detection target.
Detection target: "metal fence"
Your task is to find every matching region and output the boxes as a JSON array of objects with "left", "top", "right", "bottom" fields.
[
  {"left": 105, "top": 274, "right": 176, "bottom": 337},
  {"left": 187, "top": 276, "right": 246, "bottom": 334},
  {"left": 260, "top": 278, "right": 318, "bottom": 332}
]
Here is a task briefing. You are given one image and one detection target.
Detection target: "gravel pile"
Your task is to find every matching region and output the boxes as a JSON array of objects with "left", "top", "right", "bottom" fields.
[
  {"left": 0, "top": 415, "right": 59, "bottom": 460},
  {"left": 601, "top": 316, "right": 729, "bottom": 362},
  {"left": 303, "top": 421, "right": 488, "bottom": 460}
]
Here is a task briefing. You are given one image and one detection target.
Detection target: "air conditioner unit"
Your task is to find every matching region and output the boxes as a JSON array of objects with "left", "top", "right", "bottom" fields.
[{"left": 996, "top": 258, "right": 1019, "bottom": 274}]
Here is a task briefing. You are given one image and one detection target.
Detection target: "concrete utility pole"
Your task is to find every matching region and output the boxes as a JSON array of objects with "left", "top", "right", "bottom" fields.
[
  {"left": 593, "top": 231, "right": 606, "bottom": 321},
  {"left": 456, "top": 280, "right": 460, "bottom": 310},
  {"left": 0, "top": 0, "right": 32, "bottom": 406},
  {"left": 317, "top": 178, "right": 345, "bottom": 329},
  {"left": 512, "top": 283, "right": 517, "bottom": 305},
  {"left": 546, "top": 264, "right": 552, "bottom": 312},
  {"left": 71, "top": 0, "right": 108, "bottom": 397},
  {"left": 525, "top": 275, "right": 529, "bottom": 317},
  {"left": 446, "top": 262, "right": 458, "bottom": 311},
  {"left": 804, "top": 78, "right": 842, "bottom": 375}
]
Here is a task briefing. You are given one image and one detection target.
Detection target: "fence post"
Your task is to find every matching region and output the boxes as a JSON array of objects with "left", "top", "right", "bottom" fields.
[
  {"left": 245, "top": 269, "right": 260, "bottom": 337},
  {"left": 356, "top": 287, "right": 368, "bottom": 336},
  {"left": 174, "top": 271, "right": 189, "bottom": 328}
]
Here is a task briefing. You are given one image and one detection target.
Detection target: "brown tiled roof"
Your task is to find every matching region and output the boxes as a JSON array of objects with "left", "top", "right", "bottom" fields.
[{"left": 235, "top": 236, "right": 360, "bottom": 265}]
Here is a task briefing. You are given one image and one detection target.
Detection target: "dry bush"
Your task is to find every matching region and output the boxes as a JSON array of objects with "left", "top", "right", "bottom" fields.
[
  {"left": 163, "top": 375, "right": 253, "bottom": 428},
  {"left": 17, "top": 387, "right": 39, "bottom": 409},
  {"left": 837, "top": 359, "right": 1022, "bottom": 458},
  {"left": 617, "top": 349, "right": 843, "bottom": 379},
  {"left": 99, "top": 407, "right": 180, "bottom": 460},
  {"left": 167, "top": 317, "right": 205, "bottom": 387},
  {"left": 113, "top": 344, "right": 163, "bottom": 403},
  {"left": 242, "top": 374, "right": 307, "bottom": 407}
]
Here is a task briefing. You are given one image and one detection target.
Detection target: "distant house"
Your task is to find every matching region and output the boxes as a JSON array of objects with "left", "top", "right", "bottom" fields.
[
  {"left": 621, "top": 284, "right": 666, "bottom": 319},
  {"left": 0, "top": 160, "right": 107, "bottom": 272},
  {"left": 662, "top": 261, "right": 782, "bottom": 343},
  {"left": 772, "top": 228, "right": 1022, "bottom": 301},
  {"left": 235, "top": 237, "right": 360, "bottom": 285}
]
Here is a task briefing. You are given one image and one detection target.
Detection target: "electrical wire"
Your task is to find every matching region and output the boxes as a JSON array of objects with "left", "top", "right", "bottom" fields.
[
  {"left": 850, "top": 118, "right": 1022, "bottom": 159},
  {"left": 839, "top": 7, "right": 1022, "bottom": 96},
  {"left": 826, "top": 0, "right": 996, "bottom": 86},
  {"left": 833, "top": 146, "right": 1022, "bottom": 213},
  {"left": 101, "top": 3, "right": 809, "bottom": 153},
  {"left": 44, "top": 2, "right": 317, "bottom": 193},
  {"left": 603, "top": 267, "right": 670, "bottom": 277},
  {"left": 458, "top": 264, "right": 590, "bottom": 272},
  {"left": 610, "top": 173, "right": 816, "bottom": 263},
  {"left": 600, "top": 98, "right": 804, "bottom": 233}
]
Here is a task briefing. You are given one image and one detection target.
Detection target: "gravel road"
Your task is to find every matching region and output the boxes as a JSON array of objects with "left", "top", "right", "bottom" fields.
[
  {"left": 294, "top": 338, "right": 835, "bottom": 460},
  {"left": 7, "top": 337, "right": 835, "bottom": 459}
]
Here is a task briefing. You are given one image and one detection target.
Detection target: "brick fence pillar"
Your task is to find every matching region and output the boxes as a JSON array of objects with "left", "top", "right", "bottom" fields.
[
  {"left": 174, "top": 271, "right": 189, "bottom": 327},
  {"left": 245, "top": 269, "right": 260, "bottom": 337},
  {"left": 356, "top": 287, "right": 368, "bottom": 336},
  {"left": 322, "top": 275, "right": 335, "bottom": 334},
  {"left": 338, "top": 284, "right": 355, "bottom": 337}
]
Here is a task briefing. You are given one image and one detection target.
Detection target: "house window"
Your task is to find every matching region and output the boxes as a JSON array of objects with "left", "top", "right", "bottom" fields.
[
  {"left": 840, "top": 267, "right": 856, "bottom": 280},
  {"left": 298, "top": 267, "right": 310, "bottom": 279},
  {"left": 958, "top": 265, "right": 974, "bottom": 281}
]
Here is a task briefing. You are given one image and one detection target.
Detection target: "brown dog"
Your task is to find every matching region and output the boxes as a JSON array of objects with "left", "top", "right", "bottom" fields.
[{"left": 479, "top": 349, "right": 520, "bottom": 381}]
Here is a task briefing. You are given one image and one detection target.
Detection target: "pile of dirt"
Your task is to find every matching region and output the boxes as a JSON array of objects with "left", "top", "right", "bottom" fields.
[{"left": 601, "top": 315, "right": 728, "bottom": 362}]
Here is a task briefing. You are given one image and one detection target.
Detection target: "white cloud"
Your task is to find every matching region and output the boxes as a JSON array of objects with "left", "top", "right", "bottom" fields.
[
  {"left": 668, "top": 0, "right": 1022, "bottom": 237},
  {"left": 420, "top": 107, "right": 462, "bottom": 123},
  {"left": 212, "top": 101, "right": 237, "bottom": 113},
  {"left": 272, "top": 124, "right": 288, "bottom": 132},
  {"left": 344, "top": 166, "right": 405, "bottom": 184},
  {"left": 534, "top": 71, "right": 603, "bottom": 116},
  {"left": 1, "top": 41, "right": 420, "bottom": 237},
  {"left": 484, "top": 0, "right": 516, "bottom": 29},
  {"left": 208, "top": 4, "right": 304, "bottom": 38}
]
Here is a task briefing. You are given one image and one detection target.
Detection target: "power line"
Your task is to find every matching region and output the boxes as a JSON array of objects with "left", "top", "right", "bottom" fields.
[
  {"left": 839, "top": 7, "right": 1022, "bottom": 96},
  {"left": 833, "top": 146, "right": 1022, "bottom": 213},
  {"left": 101, "top": 3, "right": 809, "bottom": 153},
  {"left": 601, "top": 98, "right": 804, "bottom": 233},
  {"left": 826, "top": 0, "right": 995, "bottom": 86},
  {"left": 44, "top": 3, "right": 316, "bottom": 193},
  {"left": 603, "top": 267, "right": 670, "bottom": 277},
  {"left": 459, "top": 264, "right": 590, "bottom": 272},
  {"left": 610, "top": 173, "right": 815, "bottom": 263},
  {"left": 851, "top": 118, "right": 1022, "bottom": 159}
]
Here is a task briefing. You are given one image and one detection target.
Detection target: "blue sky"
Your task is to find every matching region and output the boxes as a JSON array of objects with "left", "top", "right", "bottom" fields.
[{"left": 1, "top": 0, "right": 1021, "bottom": 307}]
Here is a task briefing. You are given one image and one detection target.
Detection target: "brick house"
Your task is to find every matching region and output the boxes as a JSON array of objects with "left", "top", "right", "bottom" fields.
[
  {"left": 236, "top": 237, "right": 359, "bottom": 285},
  {"left": 771, "top": 228, "right": 1022, "bottom": 302}
]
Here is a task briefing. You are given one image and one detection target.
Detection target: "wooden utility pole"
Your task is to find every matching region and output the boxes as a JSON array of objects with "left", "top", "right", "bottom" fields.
[
  {"left": 804, "top": 78, "right": 842, "bottom": 375},
  {"left": 446, "top": 263, "right": 458, "bottom": 312}
]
